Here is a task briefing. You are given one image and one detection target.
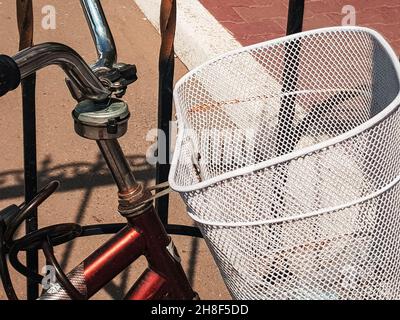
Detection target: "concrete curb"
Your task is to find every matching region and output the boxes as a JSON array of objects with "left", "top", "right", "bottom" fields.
[{"left": 134, "top": 0, "right": 242, "bottom": 70}]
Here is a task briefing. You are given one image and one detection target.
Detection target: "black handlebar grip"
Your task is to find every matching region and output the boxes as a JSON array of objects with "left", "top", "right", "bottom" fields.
[{"left": 0, "top": 54, "right": 20, "bottom": 97}]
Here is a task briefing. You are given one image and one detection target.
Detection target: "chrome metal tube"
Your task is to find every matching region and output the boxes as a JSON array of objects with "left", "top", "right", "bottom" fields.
[
  {"left": 13, "top": 42, "right": 110, "bottom": 101},
  {"left": 80, "top": 0, "right": 117, "bottom": 70},
  {"left": 96, "top": 139, "right": 138, "bottom": 194}
]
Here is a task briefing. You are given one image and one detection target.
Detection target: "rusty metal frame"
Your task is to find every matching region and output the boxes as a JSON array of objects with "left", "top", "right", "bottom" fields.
[
  {"left": 155, "top": 0, "right": 177, "bottom": 224},
  {"left": 16, "top": 0, "right": 38, "bottom": 300}
]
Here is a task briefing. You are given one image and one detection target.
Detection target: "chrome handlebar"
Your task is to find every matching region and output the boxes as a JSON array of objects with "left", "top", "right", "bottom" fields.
[
  {"left": 80, "top": 0, "right": 117, "bottom": 70},
  {"left": 3, "top": 1, "right": 135, "bottom": 101},
  {"left": 13, "top": 42, "right": 111, "bottom": 101}
]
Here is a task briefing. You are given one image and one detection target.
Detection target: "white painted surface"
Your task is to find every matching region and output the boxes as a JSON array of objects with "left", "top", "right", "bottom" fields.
[{"left": 134, "top": 0, "right": 242, "bottom": 70}]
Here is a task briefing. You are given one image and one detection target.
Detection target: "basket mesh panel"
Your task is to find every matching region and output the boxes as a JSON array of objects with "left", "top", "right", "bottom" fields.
[{"left": 170, "top": 28, "right": 400, "bottom": 299}]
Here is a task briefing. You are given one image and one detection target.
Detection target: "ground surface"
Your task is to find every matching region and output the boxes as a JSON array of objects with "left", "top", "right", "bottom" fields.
[
  {"left": 0, "top": 0, "right": 230, "bottom": 300},
  {"left": 201, "top": 0, "right": 400, "bottom": 54}
]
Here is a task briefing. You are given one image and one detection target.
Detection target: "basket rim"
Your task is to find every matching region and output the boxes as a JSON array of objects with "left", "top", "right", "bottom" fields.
[
  {"left": 186, "top": 174, "right": 400, "bottom": 227},
  {"left": 169, "top": 26, "right": 400, "bottom": 194}
]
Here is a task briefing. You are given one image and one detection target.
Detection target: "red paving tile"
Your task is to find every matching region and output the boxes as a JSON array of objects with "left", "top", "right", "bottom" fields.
[
  {"left": 233, "top": 3, "right": 288, "bottom": 23},
  {"left": 199, "top": 0, "right": 400, "bottom": 54}
]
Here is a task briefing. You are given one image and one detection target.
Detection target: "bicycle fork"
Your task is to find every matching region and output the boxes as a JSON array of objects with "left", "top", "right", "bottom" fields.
[{"left": 39, "top": 98, "right": 195, "bottom": 300}]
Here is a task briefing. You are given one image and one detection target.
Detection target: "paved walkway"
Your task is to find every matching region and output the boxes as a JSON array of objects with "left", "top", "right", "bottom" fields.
[{"left": 200, "top": 0, "right": 400, "bottom": 54}]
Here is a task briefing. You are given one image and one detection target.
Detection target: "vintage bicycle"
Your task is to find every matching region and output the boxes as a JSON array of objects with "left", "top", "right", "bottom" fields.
[
  {"left": 0, "top": 0, "right": 200, "bottom": 300},
  {"left": 0, "top": 0, "right": 399, "bottom": 300}
]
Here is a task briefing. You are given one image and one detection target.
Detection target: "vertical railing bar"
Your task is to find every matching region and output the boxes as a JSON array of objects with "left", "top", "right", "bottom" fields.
[
  {"left": 286, "top": 0, "right": 305, "bottom": 36},
  {"left": 271, "top": 0, "right": 305, "bottom": 224},
  {"left": 277, "top": 0, "right": 305, "bottom": 157},
  {"left": 16, "top": 0, "right": 38, "bottom": 300},
  {"left": 155, "top": 0, "right": 177, "bottom": 224}
]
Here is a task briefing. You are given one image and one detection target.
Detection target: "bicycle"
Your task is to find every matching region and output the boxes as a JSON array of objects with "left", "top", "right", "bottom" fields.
[
  {"left": 1, "top": 0, "right": 400, "bottom": 301},
  {"left": 0, "top": 0, "right": 201, "bottom": 300}
]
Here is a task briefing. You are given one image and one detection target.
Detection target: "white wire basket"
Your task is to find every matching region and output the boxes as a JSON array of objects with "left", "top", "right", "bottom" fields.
[{"left": 169, "top": 27, "right": 400, "bottom": 300}]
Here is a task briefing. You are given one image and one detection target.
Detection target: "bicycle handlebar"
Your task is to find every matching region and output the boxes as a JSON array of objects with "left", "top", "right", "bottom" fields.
[
  {"left": 0, "top": 54, "right": 21, "bottom": 97},
  {"left": 80, "top": 0, "right": 117, "bottom": 70},
  {"left": 0, "top": 42, "right": 111, "bottom": 100}
]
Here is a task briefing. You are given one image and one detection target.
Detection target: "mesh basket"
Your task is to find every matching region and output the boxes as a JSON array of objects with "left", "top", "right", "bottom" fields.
[{"left": 169, "top": 27, "right": 400, "bottom": 300}]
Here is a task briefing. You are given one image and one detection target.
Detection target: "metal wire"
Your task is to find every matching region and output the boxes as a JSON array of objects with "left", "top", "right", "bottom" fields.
[{"left": 170, "top": 27, "right": 400, "bottom": 299}]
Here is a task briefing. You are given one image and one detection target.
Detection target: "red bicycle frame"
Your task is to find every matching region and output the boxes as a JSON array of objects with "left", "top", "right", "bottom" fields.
[{"left": 38, "top": 138, "right": 196, "bottom": 300}]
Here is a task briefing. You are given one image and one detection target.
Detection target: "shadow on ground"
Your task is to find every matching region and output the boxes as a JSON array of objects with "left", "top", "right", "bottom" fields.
[{"left": 0, "top": 153, "right": 200, "bottom": 299}]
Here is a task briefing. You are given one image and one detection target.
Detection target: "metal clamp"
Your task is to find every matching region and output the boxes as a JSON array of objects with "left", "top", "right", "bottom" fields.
[{"left": 118, "top": 182, "right": 172, "bottom": 218}]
